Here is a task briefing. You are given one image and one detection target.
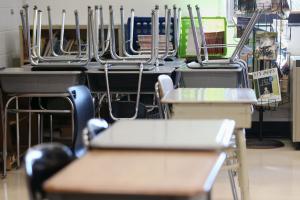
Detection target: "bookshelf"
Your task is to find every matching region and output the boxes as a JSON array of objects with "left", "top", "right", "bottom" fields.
[{"left": 19, "top": 25, "right": 122, "bottom": 65}]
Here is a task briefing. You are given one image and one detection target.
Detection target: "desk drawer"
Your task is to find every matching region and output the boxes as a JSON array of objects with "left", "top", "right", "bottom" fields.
[
  {"left": 0, "top": 73, "right": 85, "bottom": 93},
  {"left": 179, "top": 69, "right": 243, "bottom": 88},
  {"left": 172, "top": 104, "right": 253, "bottom": 129}
]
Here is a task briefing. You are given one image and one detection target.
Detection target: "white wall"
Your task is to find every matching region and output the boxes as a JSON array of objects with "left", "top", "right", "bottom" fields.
[
  {"left": 24, "top": 0, "right": 227, "bottom": 25},
  {"left": 0, "top": 0, "right": 24, "bottom": 67},
  {"left": 288, "top": 27, "right": 300, "bottom": 56}
]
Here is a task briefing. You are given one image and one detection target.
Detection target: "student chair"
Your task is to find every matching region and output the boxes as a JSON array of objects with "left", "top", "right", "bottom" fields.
[
  {"left": 24, "top": 143, "right": 74, "bottom": 200},
  {"left": 67, "top": 85, "right": 95, "bottom": 157},
  {"left": 82, "top": 118, "right": 109, "bottom": 147},
  {"left": 158, "top": 75, "right": 174, "bottom": 97},
  {"left": 155, "top": 75, "right": 174, "bottom": 119}
]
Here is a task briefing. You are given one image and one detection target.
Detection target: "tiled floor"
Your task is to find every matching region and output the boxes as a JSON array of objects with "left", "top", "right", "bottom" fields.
[
  {"left": 1, "top": 140, "right": 300, "bottom": 200},
  {"left": 213, "top": 140, "right": 300, "bottom": 200}
]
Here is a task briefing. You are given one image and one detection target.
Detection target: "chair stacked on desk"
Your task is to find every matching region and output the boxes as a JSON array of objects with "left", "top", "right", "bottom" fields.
[{"left": 86, "top": 4, "right": 182, "bottom": 120}]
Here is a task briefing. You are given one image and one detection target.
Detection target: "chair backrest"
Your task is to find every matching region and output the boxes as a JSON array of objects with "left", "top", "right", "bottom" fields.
[
  {"left": 82, "top": 118, "right": 109, "bottom": 147},
  {"left": 68, "top": 85, "right": 95, "bottom": 158},
  {"left": 24, "top": 143, "right": 73, "bottom": 200},
  {"left": 158, "top": 75, "right": 174, "bottom": 98}
]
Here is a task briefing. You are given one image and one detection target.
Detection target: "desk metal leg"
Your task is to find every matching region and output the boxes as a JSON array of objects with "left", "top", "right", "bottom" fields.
[
  {"left": 2, "top": 94, "right": 74, "bottom": 178},
  {"left": 50, "top": 114, "right": 53, "bottom": 142},
  {"left": 28, "top": 98, "right": 32, "bottom": 148},
  {"left": 69, "top": 99, "right": 74, "bottom": 144},
  {"left": 3, "top": 105, "right": 7, "bottom": 177},
  {"left": 40, "top": 114, "right": 44, "bottom": 143},
  {"left": 3, "top": 96, "right": 16, "bottom": 177},
  {"left": 207, "top": 191, "right": 211, "bottom": 200},
  {"left": 236, "top": 128, "right": 249, "bottom": 200},
  {"left": 16, "top": 97, "right": 20, "bottom": 168},
  {"left": 37, "top": 114, "right": 41, "bottom": 143}
]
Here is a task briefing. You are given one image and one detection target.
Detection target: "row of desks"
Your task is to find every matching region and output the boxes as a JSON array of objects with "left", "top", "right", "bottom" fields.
[
  {"left": 0, "top": 61, "right": 254, "bottom": 199},
  {"left": 42, "top": 88, "right": 257, "bottom": 200},
  {"left": 0, "top": 61, "right": 244, "bottom": 94},
  {"left": 43, "top": 119, "right": 233, "bottom": 200}
]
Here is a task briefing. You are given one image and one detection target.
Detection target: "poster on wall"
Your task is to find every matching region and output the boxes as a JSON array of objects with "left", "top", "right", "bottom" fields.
[{"left": 252, "top": 68, "right": 281, "bottom": 105}]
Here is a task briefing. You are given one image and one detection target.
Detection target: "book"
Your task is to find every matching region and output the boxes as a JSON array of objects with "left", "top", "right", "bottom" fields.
[
  {"left": 237, "top": 17, "right": 251, "bottom": 38},
  {"left": 186, "top": 28, "right": 225, "bottom": 56},
  {"left": 237, "top": 0, "right": 256, "bottom": 12},
  {"left": 253, "top": 68, "right": 281, "bottom": 105},
  {"left": 255, "top": 32, "right": 277, "bottom": 60},
  {"left": 137, "top": 35, "right": 174, "bottom": 51},
  {"left": 237, "top": 0, "right": 290, "bottom": 13}
]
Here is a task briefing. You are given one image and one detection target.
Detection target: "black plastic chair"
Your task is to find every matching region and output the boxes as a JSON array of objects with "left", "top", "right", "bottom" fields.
[
  {"left": 67, "top": 85, "right": 95, "bottom": 158},
  {"left": 24, "top": 143, "right": 74, "bottom": 200}
]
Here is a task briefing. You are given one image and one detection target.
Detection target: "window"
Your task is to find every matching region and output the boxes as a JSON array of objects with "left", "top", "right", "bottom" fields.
[{"left": 291, "top": 0, "right": 300, "bottom": 11}]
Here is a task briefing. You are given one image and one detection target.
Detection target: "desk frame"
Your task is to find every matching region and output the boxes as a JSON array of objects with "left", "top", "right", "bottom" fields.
[
  {"left": 2, "top": 93, "right": 74, "bottom": 177},
  {"left": 161, "top": 88, "right": 257, "bottom": 200},
  {"left": 170, "top": 103, "right": 253, "bottom": 200}
]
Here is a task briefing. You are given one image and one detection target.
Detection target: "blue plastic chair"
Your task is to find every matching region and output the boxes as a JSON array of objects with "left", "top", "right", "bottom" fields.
[{"left": 67, "top": 85, "right": 95, "bottom": 157}]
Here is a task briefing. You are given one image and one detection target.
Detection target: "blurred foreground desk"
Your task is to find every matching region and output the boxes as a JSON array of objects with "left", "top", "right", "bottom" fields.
[
  {"left": 44, "top": 119, "right": 234, "bottom": 200},
  {"left": 162, "top": 88, "right": 257, "bottom": 200},
  {"left": 44, "top": 150, "right": 225, "bottom": 200},
  {"left": 90, "top": 119, "right": 235, "bottom": 150}
]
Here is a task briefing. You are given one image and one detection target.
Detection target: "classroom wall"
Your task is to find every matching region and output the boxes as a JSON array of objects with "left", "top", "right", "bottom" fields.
[
  {"left": 24, "top": 0, "right": 227, "bottom": 25},
  {"left": 288, "top": 27, "right": 300, "bottom": 56},
  {"left": 0, "top": 0, "right": 24, "bottom": 67}
]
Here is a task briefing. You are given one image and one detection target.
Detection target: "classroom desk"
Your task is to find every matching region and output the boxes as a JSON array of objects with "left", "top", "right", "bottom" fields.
[
  {"left": 0, "top": 66, "right": 84, "bottom": 177},
  {"left": 0, "top": 66, "right": 84, "bottom": 93},
  {"left": 90, "top": 119, "right": 235, "bottom": 151},
  {"left": 161, "top": 88, "right": 257, "bottom": 200},
  {"left": 44, "top": 150, "right": 226, "bottom": 200}
]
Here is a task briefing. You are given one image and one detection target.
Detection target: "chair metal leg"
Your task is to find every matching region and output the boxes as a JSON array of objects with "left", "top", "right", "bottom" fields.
[
  {"left": 97, "top": 93, "right": 106, "bottom": 118},
  {"left": 228, "top": 169, "right": 239, "bottom": 200},
  {"left": 104, "top": 64, "right": 144, "bottom": 120}
]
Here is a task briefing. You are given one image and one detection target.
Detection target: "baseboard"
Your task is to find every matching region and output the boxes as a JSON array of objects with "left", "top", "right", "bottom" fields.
[{"left": 246, "top": 121, "right": 291, "bottom": 139}]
